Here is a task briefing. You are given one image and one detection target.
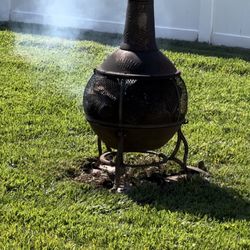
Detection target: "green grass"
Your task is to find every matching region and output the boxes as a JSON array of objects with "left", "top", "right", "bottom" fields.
[{"left": 0, "top": 27, "right": 250, "bottom": 249}]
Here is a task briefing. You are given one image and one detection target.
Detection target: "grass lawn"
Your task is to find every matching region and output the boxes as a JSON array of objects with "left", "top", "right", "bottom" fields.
[{"left": 0, "top": 26, "right": 250, "bottom": 249}]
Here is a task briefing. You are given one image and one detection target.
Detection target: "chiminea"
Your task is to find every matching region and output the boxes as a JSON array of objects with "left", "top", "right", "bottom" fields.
[{"left": 83, "top": 0, "right": 189, "bottom": 190}]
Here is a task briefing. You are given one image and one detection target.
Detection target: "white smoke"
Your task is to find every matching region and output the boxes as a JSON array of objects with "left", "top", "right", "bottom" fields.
[
  {"left": 43, "top": 0, "right": 79, "bottom": 28},
  {"left": 36, "top": 0, "right": 126, "bottom": 38},
  {"left": 9, "top": 0, "right": 126, "bottom": 38},
  {"left": 12, "top": 0, "right": 126, "bottom": 99}
]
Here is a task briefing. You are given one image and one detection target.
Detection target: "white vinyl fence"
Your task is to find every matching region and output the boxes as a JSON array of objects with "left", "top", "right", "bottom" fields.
[{"left": 1, "top": 0, "right": 250, "bottom": 49}]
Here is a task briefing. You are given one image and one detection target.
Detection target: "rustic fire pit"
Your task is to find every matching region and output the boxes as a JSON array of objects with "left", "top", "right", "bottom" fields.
[{"left": 83, "top": 0, "right": 206, "bottom": 191}]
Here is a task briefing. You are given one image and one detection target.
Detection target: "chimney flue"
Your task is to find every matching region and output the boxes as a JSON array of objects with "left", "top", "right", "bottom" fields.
[{"left": 121, "top": 0, "right": 157, "bottom": 51}]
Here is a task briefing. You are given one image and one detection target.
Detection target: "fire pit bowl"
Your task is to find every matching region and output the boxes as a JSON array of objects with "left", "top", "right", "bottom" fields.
[{"left": 84, "top": 71, "right": 187, "bottom": 152}]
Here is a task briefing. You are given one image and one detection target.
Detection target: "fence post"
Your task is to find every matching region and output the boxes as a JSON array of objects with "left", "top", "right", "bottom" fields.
[
  {"left": 0, "top": 0, "right": 11, "bottom": 22},
  {"left": 198, "top": 0, "right": 215, "bottom": 43}
]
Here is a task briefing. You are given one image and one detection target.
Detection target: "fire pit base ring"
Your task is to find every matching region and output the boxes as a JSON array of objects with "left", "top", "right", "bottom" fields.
[
  {"left": 100, "top": 151, "right": 169, "bottom": 168},
  {"left": 97, "top": 129, "right": 195, "bottom": 191}
]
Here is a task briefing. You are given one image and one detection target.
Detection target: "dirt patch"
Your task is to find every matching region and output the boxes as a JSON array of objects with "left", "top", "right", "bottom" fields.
[{"left": 74, "top": 157, "right": 209, "bottom": 191}]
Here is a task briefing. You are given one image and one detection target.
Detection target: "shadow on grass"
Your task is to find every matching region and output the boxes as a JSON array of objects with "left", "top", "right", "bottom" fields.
[
  {"left": 70, "top": 158, "right": 250, "bottom": 221},
  {"left": 127, "top": 177, "right": 250, "bottom": 221},
  {"left": 2, "top": 22, "right": 250, "bottom": 62}
]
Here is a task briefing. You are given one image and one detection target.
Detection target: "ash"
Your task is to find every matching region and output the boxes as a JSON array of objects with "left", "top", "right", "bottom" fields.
[{"left": 74, "top": 158, "right": 209, "bottom": 192}]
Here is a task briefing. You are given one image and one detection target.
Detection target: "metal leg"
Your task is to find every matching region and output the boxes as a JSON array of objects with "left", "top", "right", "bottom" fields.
[
  {"left": 113, "top": 131, "right": 125, "bottom": 191},
  {"left": 169, "top": 129, "right": 189, "bottom": 173},
  {"left": 169, "top": 130, "right": 182, "bottom": 159},
  {"left": 97, "top": 137, "right": 102, "bottom": 157},
  {"left": 98, "top": 137, "right": 113, "bottom": 156},
  {"left": 180, "top": 129, "right": 189, "bottom": 172},
  {"left": 112, "top": 78, "right": 126, "bottom": 192}
]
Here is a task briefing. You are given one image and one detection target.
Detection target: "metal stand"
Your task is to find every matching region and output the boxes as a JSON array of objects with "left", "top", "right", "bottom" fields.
[
  {"left": 97, "top": 127, "right": 196, "bottom": 191},
  {"left": 95, "top": 78, "right": 204, "bottom": 192}
]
